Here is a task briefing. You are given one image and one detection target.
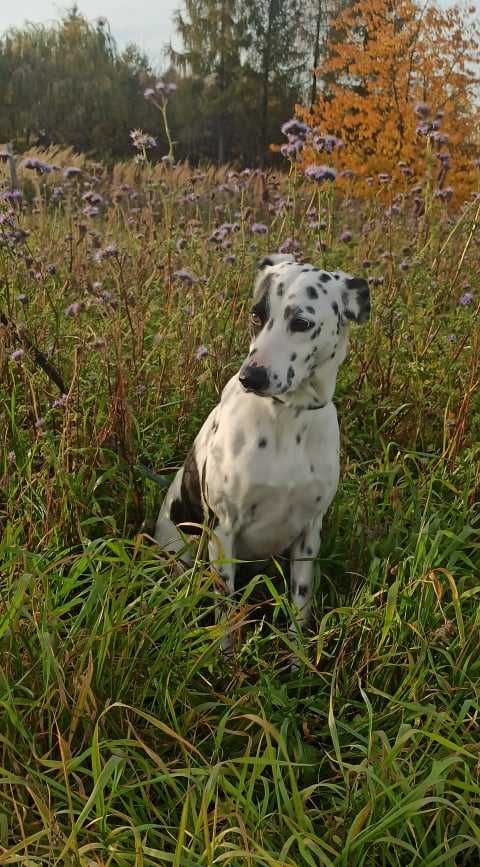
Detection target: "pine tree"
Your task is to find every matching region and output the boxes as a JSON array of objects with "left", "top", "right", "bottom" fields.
[
  {"left": 243, "top": 0, "right": 303, "bottom": 165},
  {"left": 169, "top": 0, "right": 247, "bottom": 163}
]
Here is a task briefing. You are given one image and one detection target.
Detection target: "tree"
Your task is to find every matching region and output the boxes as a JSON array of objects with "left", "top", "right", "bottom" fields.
[
  {"left": 168, "top": 0, "right": 248, "bottom": 163},
  {"left": 244, "top": 0, "right": 304, "bottom": 165},
  {"left": 299, "top": 0, "right": 480, "bottom": 196},
  {"left": 0, "top": 9, "right": 155, "bottom": 158}
]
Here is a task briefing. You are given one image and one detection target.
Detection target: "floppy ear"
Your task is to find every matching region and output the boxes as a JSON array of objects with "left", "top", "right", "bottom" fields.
[
  {"left": 252, "top": 254, "right": 296, "bottom": 304},
  {"left": 341, "top": 276, "right": 370, "bottom": 324},
  {"left": 257, "top": 253, "right": 295, "bottom": 271}
]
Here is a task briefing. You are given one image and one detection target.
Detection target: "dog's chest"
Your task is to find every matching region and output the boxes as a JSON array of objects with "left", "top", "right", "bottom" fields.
[{"left": 201, "top": 388, "right": 340, "bottom": 558}]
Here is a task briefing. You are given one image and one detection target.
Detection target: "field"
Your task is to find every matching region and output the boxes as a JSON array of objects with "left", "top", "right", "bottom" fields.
[{"left": 1, "top": 148, "right": 480, "bottom": 865}]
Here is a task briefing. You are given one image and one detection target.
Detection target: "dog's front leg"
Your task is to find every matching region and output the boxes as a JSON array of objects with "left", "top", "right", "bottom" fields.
[
  {"left": 209, "top": 525, "right": 236, "bottom": 653},
  {"left": 289, "top": 515, "right": 323, "bottom": 653}
]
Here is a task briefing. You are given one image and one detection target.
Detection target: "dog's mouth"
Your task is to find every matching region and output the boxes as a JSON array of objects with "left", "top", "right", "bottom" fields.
[{"left": 240, "top": 383, "right": 269, "bottom": 396}]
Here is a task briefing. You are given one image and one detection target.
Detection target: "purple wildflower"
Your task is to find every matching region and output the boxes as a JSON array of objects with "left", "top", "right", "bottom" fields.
[
  {"left": 2, "top": 190, "right": 22, "bottom": 202},
  {"left": 52, "top": 394, "right": 68, "bottom": 409},
  {"left": 281, "top": 119, "right": 308, "bottom": 140},
  {"left": 434, "top": 187, "right": 453, "bottom": 201},
  {"left": 414, "top": 102, "right": 430, "bottom": 118},
  {"left": 144, "top": 88, "right": 156, "bottom": 100},
  {"left": 278, "top": 237, "right": 300, "bottom": 254},
  {"left": 251, "top": 223, "right": 268, "bottom": 235},
  {"left": 23, "top": 158, "right": 52, "bottom": 174},
  {"left": 314, "top": 134, "right": 343, "bottom": 153},
  {"left": 173, "top": 269, "right": 198, "bottom": 284},
  {"left": 10, "top": 349, "right": 24, "bottom": 362},
  {"left": 416, "top": 122, "right": 431, "bottom": 136},
  {"left": 64, "top": 302, "right": 82, "bottom": 317},
  {"left": 339, "top": 229, "right": 352, "bottom": 243},
  {"left": 195, "top": 345, "right": 209, "bottom": 360},
  {"left": 64, "top": 167, "right": 82, "bottom": 179},
  {"left": 304, "top": 164, "right": 337, "bottom": 183},
  {"left": 459, "top": 292, "right": 473, "bottom": 306},
  {"left": 280, "top": 139, "right": 304, "bottom": 158},
  {"left": 130, "top": 129, "right": 157, "bottom": 150}
]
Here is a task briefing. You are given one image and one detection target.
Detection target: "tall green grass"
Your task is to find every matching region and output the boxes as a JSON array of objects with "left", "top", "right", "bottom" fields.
[{"left": 0, "top": 155, "right": 479, "bottom": 863}]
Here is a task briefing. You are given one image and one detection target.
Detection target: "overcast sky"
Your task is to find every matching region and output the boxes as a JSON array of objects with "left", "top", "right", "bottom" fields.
[{"left": 0, "top": 2, "right": 179, "bottom": 70}]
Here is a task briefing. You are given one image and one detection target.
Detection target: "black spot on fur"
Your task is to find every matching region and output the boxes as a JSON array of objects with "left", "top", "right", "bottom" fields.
[
  {"left": 306, "top": 546, "right": 313, "bottom": 556},
  {"left": 346, "top": 276, "right": 369, "bottom": 293},
  {"left": 310, "top": 464, "right": 315, "bottom": 473},
  {"left": 170, "top": 447, "right": 204, "bottom": 535},
  {"left": 298, "top": 584, "right": 308, "bottom": 597},
  {"left": 330, "top": 351, "right": 336, "bottom": 358},
  {"left": 212, "top": 420, "right": 219, "bottom": 434},
  {"left": 249, "top": 347, "right": 258, "bottom": 357},
  {"left": 320, "top": 273, "right": 331, "bottom": 283},
  {"left": 316, "top": 495, "right": 322, "bottom": 502},
  {"left": 277, "top": 282, "right": 284, "bottom": 297},
  {"left": 284, "top": 305, "right": 293, "bottom": 320},
  {"left": 306, "top": 305, "right": 315, "bottom": 314},
  {"left": 258, "top": 437, "right": 267, "bottom": 448},
  {"left": 306, "top": 285, "right": 318, "bottom": 299},
  {"left": 334, "top": 273, "right": 340, "bottom": 279},
  {"left": 331, "top": 301, "right": 339, "bottom": 315},
  {"left": 251, "top": 291, "right": 270, "bottom": 327},
  {"left": 267, "top": 318, "right": 274, "bottom": 330},
  {"left": 296, "top": 433, "right": 301, "bottom": 444},
  {"left": 287, "top": 366, "right": 295, "bottom": 383},
  {"left": 291, "top": 582, "right": 297, "bottom": 596},
  {"left": 290, "top": 353, "right": 297, "bottom": 361},
  {"left": 257, "top": 256, "right": 274, "bottom": 270}
]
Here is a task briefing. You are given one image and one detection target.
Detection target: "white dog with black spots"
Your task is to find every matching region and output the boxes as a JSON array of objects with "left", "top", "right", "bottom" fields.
[{"left": 155, "top": 254, "right": 370, "bottom": 654}]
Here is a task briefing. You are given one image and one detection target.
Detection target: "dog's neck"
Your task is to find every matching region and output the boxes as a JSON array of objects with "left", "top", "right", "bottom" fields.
[{"left": 273, "top": 359, "right": 339, "bottom": 411}]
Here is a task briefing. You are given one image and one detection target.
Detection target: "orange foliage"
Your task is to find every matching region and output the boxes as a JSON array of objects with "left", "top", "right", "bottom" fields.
[{"left": 298, "top": 0, "right": 480, "bottom": 200}]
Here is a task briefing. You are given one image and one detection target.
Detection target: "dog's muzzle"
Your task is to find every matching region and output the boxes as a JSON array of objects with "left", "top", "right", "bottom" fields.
[{"left": 239, "top": 364, "right": 269, "bottom": 394}]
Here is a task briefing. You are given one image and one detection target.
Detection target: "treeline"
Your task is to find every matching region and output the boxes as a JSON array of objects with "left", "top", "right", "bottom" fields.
[{"left": 0, "top": 1, "right": 335, "bottom": 165}]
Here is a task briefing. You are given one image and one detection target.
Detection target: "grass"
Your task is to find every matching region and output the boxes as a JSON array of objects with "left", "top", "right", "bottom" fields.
[{"left": 0, "top": 149, "right": 479, "bottom": 864}]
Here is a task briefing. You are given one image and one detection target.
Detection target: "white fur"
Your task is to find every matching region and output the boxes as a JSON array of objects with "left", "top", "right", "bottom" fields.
[{"left": 155, "top": 255, "right": 370, "bottom": 651}]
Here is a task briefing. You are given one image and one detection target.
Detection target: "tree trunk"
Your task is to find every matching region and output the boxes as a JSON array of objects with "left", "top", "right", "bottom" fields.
[
  {"left": 217, "top": 0, "right": 226, "bottom": 164},
  {"left": 259, "top": 0, "right": 274, "bottom": 168},
  {"left": 310, "top": 0, "right": 323, "bottom": 111}
]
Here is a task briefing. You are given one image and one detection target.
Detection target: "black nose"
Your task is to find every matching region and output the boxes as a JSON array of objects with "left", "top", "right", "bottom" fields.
[{"left": 239, "top": 365, "right": 269, "bottom": 393}]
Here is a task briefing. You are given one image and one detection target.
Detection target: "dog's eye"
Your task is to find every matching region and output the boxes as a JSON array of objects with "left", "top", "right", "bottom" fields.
[
  {"left": 250, "top": 312, "right": 263, "bottom": 328},
  {"left": 290, "top": 318, "right": 314, "bottom": 333}
]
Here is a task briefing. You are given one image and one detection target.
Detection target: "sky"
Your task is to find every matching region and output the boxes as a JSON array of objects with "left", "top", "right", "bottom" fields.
[{"left": 0, "top": 1, "right": 179, "bottom": 70}]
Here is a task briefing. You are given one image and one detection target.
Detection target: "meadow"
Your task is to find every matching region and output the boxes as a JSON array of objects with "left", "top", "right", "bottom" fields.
[{"left": 0, "top": 143, "right": 479, "bottom": 865}]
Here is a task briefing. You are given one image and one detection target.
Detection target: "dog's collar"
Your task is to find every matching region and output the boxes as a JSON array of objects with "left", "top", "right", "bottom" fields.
[{"left": 272, "top": 396, "right": 327, "bottom": 412}]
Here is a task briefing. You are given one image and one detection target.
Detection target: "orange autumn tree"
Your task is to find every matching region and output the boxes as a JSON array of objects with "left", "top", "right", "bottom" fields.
[{"left": 298, "top": 0, "right": 480, "bottom": 198}]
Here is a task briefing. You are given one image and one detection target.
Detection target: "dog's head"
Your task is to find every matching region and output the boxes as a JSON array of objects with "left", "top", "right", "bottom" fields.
[{"left": 239, "top": 254, "right": 370, "bottom": 402}]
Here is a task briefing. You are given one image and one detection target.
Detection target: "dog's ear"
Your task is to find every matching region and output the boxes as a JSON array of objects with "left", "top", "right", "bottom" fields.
[
  {"left": 257, "top": 254, "right": 295, "bottom": 271},
  {"left": 252, "top": 254, "right": 296, "bottom": 304},
  {"left": 341, "top": 276, "right": 370, "bottom": 324}
]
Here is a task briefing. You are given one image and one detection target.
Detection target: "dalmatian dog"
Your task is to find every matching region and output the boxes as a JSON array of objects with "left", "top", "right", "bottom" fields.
[{"left": 155, "top": 254, "right": 370, "bottom": 652}]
